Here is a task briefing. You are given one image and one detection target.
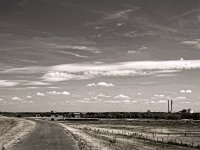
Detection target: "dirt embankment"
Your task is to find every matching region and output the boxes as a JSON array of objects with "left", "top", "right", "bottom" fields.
[{"left": 0, "top": 116, "right": 36, "bottom": 150}]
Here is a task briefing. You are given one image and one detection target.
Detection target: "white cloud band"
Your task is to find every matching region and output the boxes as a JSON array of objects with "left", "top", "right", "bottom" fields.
[{"left": 42, "top": 60, "right": 200, "bottom": 81}]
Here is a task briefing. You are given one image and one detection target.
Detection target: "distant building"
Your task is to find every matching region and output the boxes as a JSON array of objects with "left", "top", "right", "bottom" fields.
[
  {"left": 73, "top": 112, "right": 81, "bottom": 118},
  {"left": 179, "top": 108, "right": 194, "bottom": 114}
]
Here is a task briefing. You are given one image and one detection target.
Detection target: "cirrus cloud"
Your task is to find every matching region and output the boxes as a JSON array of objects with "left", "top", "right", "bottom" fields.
[
  {"left": 41, "top": 60, "right": 200, "bottom": 82},
  {"left": 0, "top": 80, "right": 19, "bottom": 87},
  {"left": 181, "top": 39, "right": 200, "bottom": 49},
  {"left": 87, "top": 82, "right": 114, "bottom": 87},
  {"left": 46, "top": 91, "right": 70, "bottom": 95}
]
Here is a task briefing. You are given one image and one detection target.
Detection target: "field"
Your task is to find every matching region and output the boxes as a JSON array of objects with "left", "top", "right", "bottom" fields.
[
  {"left": 0, "top": 116, "right": 35, "bottom": 150},
  {"left": 60, "top": 119, "right": 200, "bottom": 150}
]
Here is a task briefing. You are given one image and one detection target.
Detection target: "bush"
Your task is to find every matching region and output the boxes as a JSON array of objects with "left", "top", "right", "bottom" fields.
[{"left": 109, "top": 137, "right": 116, "bottom": 144}]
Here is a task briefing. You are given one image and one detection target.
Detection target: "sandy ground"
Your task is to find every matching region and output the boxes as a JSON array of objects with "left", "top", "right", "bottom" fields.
[{"left": 0, "top": 116, "right": 35, "bottom": 150}]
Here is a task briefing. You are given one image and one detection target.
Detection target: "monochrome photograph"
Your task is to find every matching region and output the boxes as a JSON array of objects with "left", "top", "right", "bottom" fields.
[{"left": 0, "top": 0, "right": 200, "bottom": 149}]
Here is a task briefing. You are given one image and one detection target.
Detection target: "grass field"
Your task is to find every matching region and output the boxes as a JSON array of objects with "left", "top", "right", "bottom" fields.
[
  {"left": 0, "top": 116, "right": 35, "bottom": 150},
  {"left": 60, "top": 119, "right": 200, "bottom": 150}
]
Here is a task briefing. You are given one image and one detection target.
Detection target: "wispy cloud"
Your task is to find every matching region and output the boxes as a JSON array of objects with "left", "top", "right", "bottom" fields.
[
  {"left": 155, "top": 74, "right": 178, "bottom": 77},
  {"left": 43, "top": 72, "right": 89, "bottom": 82},
  {"left": 181, "top": 101, "right": 190, "bottom": 104},
  {"left": 180, "top": 90, "right": 192, "bottom": 93},
  {"left": 53, "top": 45, "right": 101, "bottom": 53},
  {"left": 96, "top": 93, "right": 111, "bottom": 98},
  {"left": 46, "top": 91, "right": 70, "bottom": 95},
  {"left": 46, "top": 87, "right": 59, "bottom": 89},
  {"left": 114, "top": 94, "right": 131, "bottom": 100},
  {"left": 145, "top": 100, "right": 167, "bottom": 104},
  {"left": 175, "top": 96, "right": 186, "bottom": 100},
  {"left": 105, "top": 99, "right": 135, "bottom": 104},
  {"left": 140, "top": 82, "right": 159, "bottom": 85},
  {"left": 12, "top": 97, "right": 22, "bottom": 101},
  {"left": 42, "top": 60, "right": 200, "bottom": 81},
  {"left": 27, "top": 87, "right": 40, "bottom": 89},
  {"left": 27, "top": 96, "right": 32, "bottom": 99},
  {"left": 59, "top": 51, "right": 88, "bottom": 58},
  {"left": 3, "top": 60, "right": 200, "bottom": 82},
  {"left": 10, "top": 96, "right": 33, "bottom": 104},
  {"left": 0, "top": 80, "right": 19, "bottom": 87},
  {"left": 103, "top": 9, "right": 134, "bottom": 20},
  {"left": 181, "top": 39, "right": 200, "bottom": 49},
  {"left": 127, "top": 46, "right": 147, "bottom": 54},
  {"left": 23, "top": 81, "right": 50, "bottom": 86},
  {"left": 105, "top": 100, "right": 121, "bottom": 103},
  {"left": 157, "top": 100, "right": 168, "bottom": 103},
  {"left": 85, "top": 8, "right": 139, "bottom": 26},
  {"left": 36, "top": 92, "right": 46, "bottom": 96},
  {"left": 87, "top": 82, "right": 114, "bottom": 87},
  {"left": 154, "top": 94, "right": 165, "bottom": 97}
]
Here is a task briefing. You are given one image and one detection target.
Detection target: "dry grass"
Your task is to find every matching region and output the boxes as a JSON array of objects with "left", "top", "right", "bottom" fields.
[
  {"left": 60, "top": 120, "right": 200, "bottom": 150},
  {"left": 0, "top": 116, "right": 35, "bottom": 150}
]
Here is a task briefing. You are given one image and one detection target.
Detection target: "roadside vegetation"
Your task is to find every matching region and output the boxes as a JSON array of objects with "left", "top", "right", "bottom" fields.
[
  {"left": 0, "top": 116, "right": 35, "bottom": 150},
  {"left": 60, "top": 120, "right": 200, "bottom": 150}
]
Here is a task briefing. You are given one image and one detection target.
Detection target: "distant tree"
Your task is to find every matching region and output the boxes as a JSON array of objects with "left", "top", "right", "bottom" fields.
[
  {"left": 71, "top": 113, "right": 75, "bottom": 118},
  {"left": 17, "top": 114, "right": 21, "bottom": 118}
]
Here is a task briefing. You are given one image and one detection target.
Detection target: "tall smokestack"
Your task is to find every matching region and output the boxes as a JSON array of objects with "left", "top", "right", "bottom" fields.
[
  {"left": 171, "top": 100, "right": 173, "bottom": 112},
  {"left": 168, "top": 100, "right": 170, "bottom": 113}
]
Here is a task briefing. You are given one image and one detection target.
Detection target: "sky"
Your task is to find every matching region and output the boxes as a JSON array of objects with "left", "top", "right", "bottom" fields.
[{"left": 0, "top": 0, "right": 200, "bottom": 112}]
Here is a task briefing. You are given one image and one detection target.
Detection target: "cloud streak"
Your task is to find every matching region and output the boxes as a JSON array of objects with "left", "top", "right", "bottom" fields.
[
  {"left": 2, "top": 60, "right": 200, "bottom": 82},
  {"left": 181, "top": 39, "right": 200, "bottom": 49},
  {"left": 12, "top": 97, "right": 22, "bottom": 101},
  {"left": 0, "top": 80, "right": 19, "bottom": 87},
  {"left": 114, "top": 94, "right": 131, "bottom": 100},
  {"left": 42, "top": 60, "right": 200, "bottom": 81},
  {"left": 36, "top": 92, "right": 46, "bottom": 96},
  {"left": 87, "top": 82, "right": 114, "bottom": 87},
  {"left": 46, "top": 91, "right": 70, "bottom": 95},
  {"left": 54, "top": 45, "right": 101, "bottom": 53}
]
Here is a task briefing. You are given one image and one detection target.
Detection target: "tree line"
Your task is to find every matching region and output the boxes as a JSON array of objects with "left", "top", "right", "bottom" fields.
[{"left": 1, "top": 111, "right": 200, "bottom": 120}]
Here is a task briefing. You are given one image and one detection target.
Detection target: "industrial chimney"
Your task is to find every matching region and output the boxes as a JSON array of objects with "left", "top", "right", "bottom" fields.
[
  {"left": 168, "top": 100, "right": 170, "bottom": 113},
  {"left": 171, "top": 100, "right": 173, "bottom": 112}
]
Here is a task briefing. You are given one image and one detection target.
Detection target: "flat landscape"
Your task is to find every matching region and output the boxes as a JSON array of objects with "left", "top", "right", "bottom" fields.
[
  {"left": 59, "top": 119, "right": 200, "bottom": 150},
  {"left": 1, "top": 116, "right": 200, "bottom": 150},
  {"left": 0, "top": 0, "right": 200, "bottom": 149}
]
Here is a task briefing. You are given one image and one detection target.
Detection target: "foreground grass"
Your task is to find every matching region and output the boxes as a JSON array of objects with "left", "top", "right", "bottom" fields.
[
  {"left": 0, "top": 116, "right": 35, "bottom": 150},
  {"left": 60, "top": 120, "right": 200, "bottom": 150}
]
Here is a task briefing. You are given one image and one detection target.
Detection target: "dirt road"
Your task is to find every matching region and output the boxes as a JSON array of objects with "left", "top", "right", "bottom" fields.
[{"left": 11, "top": 119, "right": 78, "bottom": 150}]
